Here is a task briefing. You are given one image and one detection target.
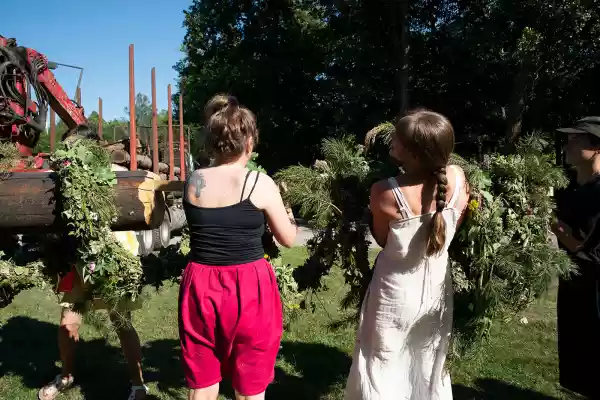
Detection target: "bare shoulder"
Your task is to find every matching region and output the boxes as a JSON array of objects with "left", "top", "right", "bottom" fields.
[
  {"left": 248, "top": 171, "right": 279, "bottom": 204},
  {"left": 448, "top": 164, "right": 466, "bottom": 179},
  {"left": 254, "top": 170, "right": 276, "bottom": 187},
  {"left": 448, "top": 164, "right": 468, "bottom": 189},
  {"left": 371, "top": 178, "right": 395, "bottom": 207},
  {"left": 185, "top": 169, "right": 207, "bottom": 200},
  {"left": 371, "top": 178, "right": 392, "bottom": 195}
]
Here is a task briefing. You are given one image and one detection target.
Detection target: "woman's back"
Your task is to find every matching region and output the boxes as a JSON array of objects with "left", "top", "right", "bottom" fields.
[
  {"left": 178, "top": 94, "right": 296, "bottom": 399},
  {"left": 183, "top": 167, "right": 265, "bottom": 266},
  {"left": 379, "top": 165, "right": 465, "bottom": 267}
]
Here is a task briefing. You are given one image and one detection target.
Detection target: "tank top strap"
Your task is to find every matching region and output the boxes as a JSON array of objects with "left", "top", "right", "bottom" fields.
[
  {"left": 247, "top": 171, "right": 260, "bottom": 199},
  {"left": 387, "top": 177, "right": 411, "bottom": 219},
  {"left": 448, "top": 165, "right": 463, "bottom": 208},
  {"left": 240, "top": 170, "right": 253, "bottom": 202}
]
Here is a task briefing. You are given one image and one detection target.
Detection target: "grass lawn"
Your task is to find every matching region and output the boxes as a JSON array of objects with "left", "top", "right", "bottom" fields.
[{"left": 0, "top": 247, "right": 572, "bottom": 399}]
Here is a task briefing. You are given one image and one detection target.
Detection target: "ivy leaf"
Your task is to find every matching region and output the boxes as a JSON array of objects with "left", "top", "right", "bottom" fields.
[{"left": 480, "top": 190, "right": 494, "bottom": 204}]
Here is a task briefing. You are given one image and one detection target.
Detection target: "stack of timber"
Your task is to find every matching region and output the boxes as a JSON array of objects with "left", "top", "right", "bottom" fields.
[{"left": 102, "top": 139, "right": 181, "bottom": 181}]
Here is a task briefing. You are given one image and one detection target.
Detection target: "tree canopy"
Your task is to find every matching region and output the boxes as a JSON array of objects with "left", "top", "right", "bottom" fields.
[{"left": 175, "top": 0, "right": 600, "bottom": 172}]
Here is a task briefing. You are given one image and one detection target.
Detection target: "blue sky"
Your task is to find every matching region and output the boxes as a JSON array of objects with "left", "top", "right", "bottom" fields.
[{"left": 4, "top": 0, "right": 191, "bottom": 120}]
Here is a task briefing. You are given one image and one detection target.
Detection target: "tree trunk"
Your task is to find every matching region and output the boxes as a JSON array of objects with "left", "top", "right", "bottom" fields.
[
  {"left": 505, "top": 69, "right": 529, "bottom": 143},
  {"left": 390, "top": 0, "right": 410, "bottom": 115}
]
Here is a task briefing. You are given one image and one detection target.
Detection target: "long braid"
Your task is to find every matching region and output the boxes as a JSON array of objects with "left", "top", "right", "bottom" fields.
[{"left": 426, "top": 166, "right": 448, "bottom": 256}]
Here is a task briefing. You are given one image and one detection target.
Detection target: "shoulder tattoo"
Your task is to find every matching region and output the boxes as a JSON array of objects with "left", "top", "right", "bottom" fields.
[{"left": 185, "top": 171, "right": 206, "bottom": 200}]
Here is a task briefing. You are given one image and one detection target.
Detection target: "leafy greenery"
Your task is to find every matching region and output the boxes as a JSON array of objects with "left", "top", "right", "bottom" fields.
[
  {"left": 448, "top": 145, "right": 574, "bottom": 354},
  {"left": 50, "top": 139, "right": 145, "bottom": 314},
  {"left": 275, "top": 137, "right": 375, "bottom": 320},
  {"left": 0, "top": 253, "right": 47, "bottom": 309},
  {"left": 175, "top": 0, "right": 600, "bottom": 171},
  {"left": 0, "top": 139, "right": 145, "bottom": 320},
  {"left": 276, "top": 134, "right": 575, "bottom": 355},
  {"left": 0, "top": 142, "right": 20, "bottom": 170}
]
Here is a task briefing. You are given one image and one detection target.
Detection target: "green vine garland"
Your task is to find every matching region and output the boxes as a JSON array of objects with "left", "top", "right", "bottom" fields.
[
  {"left": 276, "top": 134, "right": 576, "bottom": 356},
  {"left": 50, "top": 139, "right": 144, "bottom": 312},
  {"left": 0, "top": 139, "right": 144, "bottom": 315}
]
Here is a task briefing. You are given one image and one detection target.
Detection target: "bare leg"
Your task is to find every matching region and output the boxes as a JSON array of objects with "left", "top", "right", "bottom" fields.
[
  {"left": 109, "top": 311, "right": 146, "bottom": 399},
  {"left": 58, "top": 308, "right": 82, "bottom": 378},
  {"left": 38, "top": 309, "right": 80, "bottom": 400},
  {"left": 189, "top": 383, "right": 219, "bottom": 400},
  {"left": 235, "top": 391, "right": 265, "bottom": 400}
]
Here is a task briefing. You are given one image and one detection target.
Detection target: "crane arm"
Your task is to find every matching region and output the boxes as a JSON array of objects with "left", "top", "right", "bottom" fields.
[{"left": 0, "top": 35, "right": 90, "bottom": 156}]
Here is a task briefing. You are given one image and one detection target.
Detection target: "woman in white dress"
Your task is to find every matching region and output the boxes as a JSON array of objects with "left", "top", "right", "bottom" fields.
[{"left": 345, "top": 109, "right": 469, "bottom": 400}]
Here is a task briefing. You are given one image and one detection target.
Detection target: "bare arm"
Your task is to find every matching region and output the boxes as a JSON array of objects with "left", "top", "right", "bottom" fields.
[
  {"left": 260, "top": 175, "right": 298, "bottom": 248},
  {"left": 370, "top": 182, "right": 392, "bottom": 248},
  {"left": 453, "top": 166, "right": 470, "bottom": 228}
]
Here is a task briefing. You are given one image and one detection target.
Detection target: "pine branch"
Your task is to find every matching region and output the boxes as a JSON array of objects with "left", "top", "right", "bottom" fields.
[{"left": 364, "top": 121, "right": 394, "bottom": 151}]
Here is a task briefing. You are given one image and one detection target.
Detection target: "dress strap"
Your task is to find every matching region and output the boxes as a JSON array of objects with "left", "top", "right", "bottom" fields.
[
  {"left": 388, "top": 177, "right": 412, "bottom": 219},
  {"left": 447, "top": 165, "right": 463, "bottom": 208},
  {"left": 240, "top": 170, "right": 253, "bottom": 202}
]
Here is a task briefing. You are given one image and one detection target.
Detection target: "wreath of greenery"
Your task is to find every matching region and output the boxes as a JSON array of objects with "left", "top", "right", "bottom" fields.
[
  {"left": 275, "top": 131, "right": 576, "bottom": 356},
  {"left": 0, "top": 140, "right": 144, "bottom": 315}
]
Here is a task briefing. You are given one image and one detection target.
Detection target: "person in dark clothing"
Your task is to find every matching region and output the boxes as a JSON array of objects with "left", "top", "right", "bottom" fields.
[{"left": 553, "top": 116, "right": 600, "bottom": 399}]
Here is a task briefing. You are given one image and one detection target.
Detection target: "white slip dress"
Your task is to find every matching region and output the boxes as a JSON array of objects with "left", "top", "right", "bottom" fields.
[{"left": 344, "top": 168, "right": 462, "bottom": 400}]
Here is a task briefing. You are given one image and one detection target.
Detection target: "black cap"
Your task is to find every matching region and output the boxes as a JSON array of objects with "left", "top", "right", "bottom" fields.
[{"left": 557, "top": 116, "right": 600, "bottom": 139}]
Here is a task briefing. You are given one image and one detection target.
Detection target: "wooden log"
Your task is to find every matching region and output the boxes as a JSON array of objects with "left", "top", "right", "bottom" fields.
[
  {"left": 109, "top": 149, "right": 129, "bottom": 164},
  {"left": 112, "top": 154, "right": 180, "bottom": 175},
  {"left": 0, "top": 170, "right": 167, "bottom": 233},
  {"left": 102, "top": 142, "right": 126, "bottom": 152},
  {"left": 154, "top": 180, "right": 185, "bottom": 192},
  {"left": 135, "top": 154, "right": 153, "bottom": 170}
]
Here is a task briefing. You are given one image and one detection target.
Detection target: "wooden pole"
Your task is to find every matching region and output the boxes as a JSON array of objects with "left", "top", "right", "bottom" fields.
[
  {"left": 98, "top": 97, "right": 103, "bottom": 139},
  {"left": 129, "top": 44, "right": 137, "bottom": 171},
  {"left": 179, "top": 91, "right": 185, "bottom": 180},
  {"left": 167, "top": 84, "right": 174, "bottom": 180},
  {"left": 151, "top": 68, "right": 159, "bottom": 175}
]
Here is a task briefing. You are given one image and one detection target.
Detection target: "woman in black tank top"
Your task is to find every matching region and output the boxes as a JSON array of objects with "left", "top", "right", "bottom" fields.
[{"left": 178, "top": 94, "right": 297, "bottom": 400}]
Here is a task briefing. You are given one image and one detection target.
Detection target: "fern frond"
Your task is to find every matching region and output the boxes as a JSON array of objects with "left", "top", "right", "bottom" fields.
[
  {"left": 274, "top": 165, "right": 339, "bottom": 227},
  {"left": 321, "top": 137, "right": 370, "bottom": 179}
]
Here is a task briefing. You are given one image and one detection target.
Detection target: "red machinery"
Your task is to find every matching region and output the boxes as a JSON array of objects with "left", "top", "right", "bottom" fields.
[
  {"left": 0, "top": 35, "right": 92, "bottom": 159},
  {"left": 0, "top": 35, "right": 189, "bottom": 255}
]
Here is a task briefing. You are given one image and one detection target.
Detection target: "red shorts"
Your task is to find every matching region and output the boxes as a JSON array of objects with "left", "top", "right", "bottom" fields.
[{"left": 178, "top": 258, "right": 283, "bottom": 395}]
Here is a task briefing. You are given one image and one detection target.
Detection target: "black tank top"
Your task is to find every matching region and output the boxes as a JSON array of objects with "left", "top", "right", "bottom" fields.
[{"left": 183, "top": 170, "right": 266, "bottom": 266}]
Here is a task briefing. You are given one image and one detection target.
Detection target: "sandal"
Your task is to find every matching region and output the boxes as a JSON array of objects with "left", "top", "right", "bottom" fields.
[
  {"left": 128, "top": 384, "right": 149, "bottom": 400},
  {"left": 38, "top": 374, "right": 75, "bottom": 400}
]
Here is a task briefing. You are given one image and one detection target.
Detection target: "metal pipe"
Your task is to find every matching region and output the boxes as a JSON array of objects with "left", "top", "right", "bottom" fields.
[
  {"left": 50, "top": 109, "right": 56, "bottom": 152},
  {"left": 167, "top": 84, "right": 174, "bottom": 180},
  {"left": 47, "top": 61, "right": 84, "bottom": 100},
  {"left": 179, "top": 90, "right": 185, "bottom": 180},
  {"left": 151, "top": 68, "right": 159, "bottom": 175},
  {"left": 129, "top": 44, "right": 137, "bottom": 171},
  {"left": 98, "top": 97, "right": 103, "bottom": 139}
]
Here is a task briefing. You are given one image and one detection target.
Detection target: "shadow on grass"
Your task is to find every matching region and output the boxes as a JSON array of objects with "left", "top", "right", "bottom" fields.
[
  {"left": 0, "top": 316, "right": 352, "bottom": 399},
  {"left": 453, "top": 379, "right": 559, "bottom": 399},
  {"left": 0, "top": 316, "right": 165, "bottom": 399}
]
